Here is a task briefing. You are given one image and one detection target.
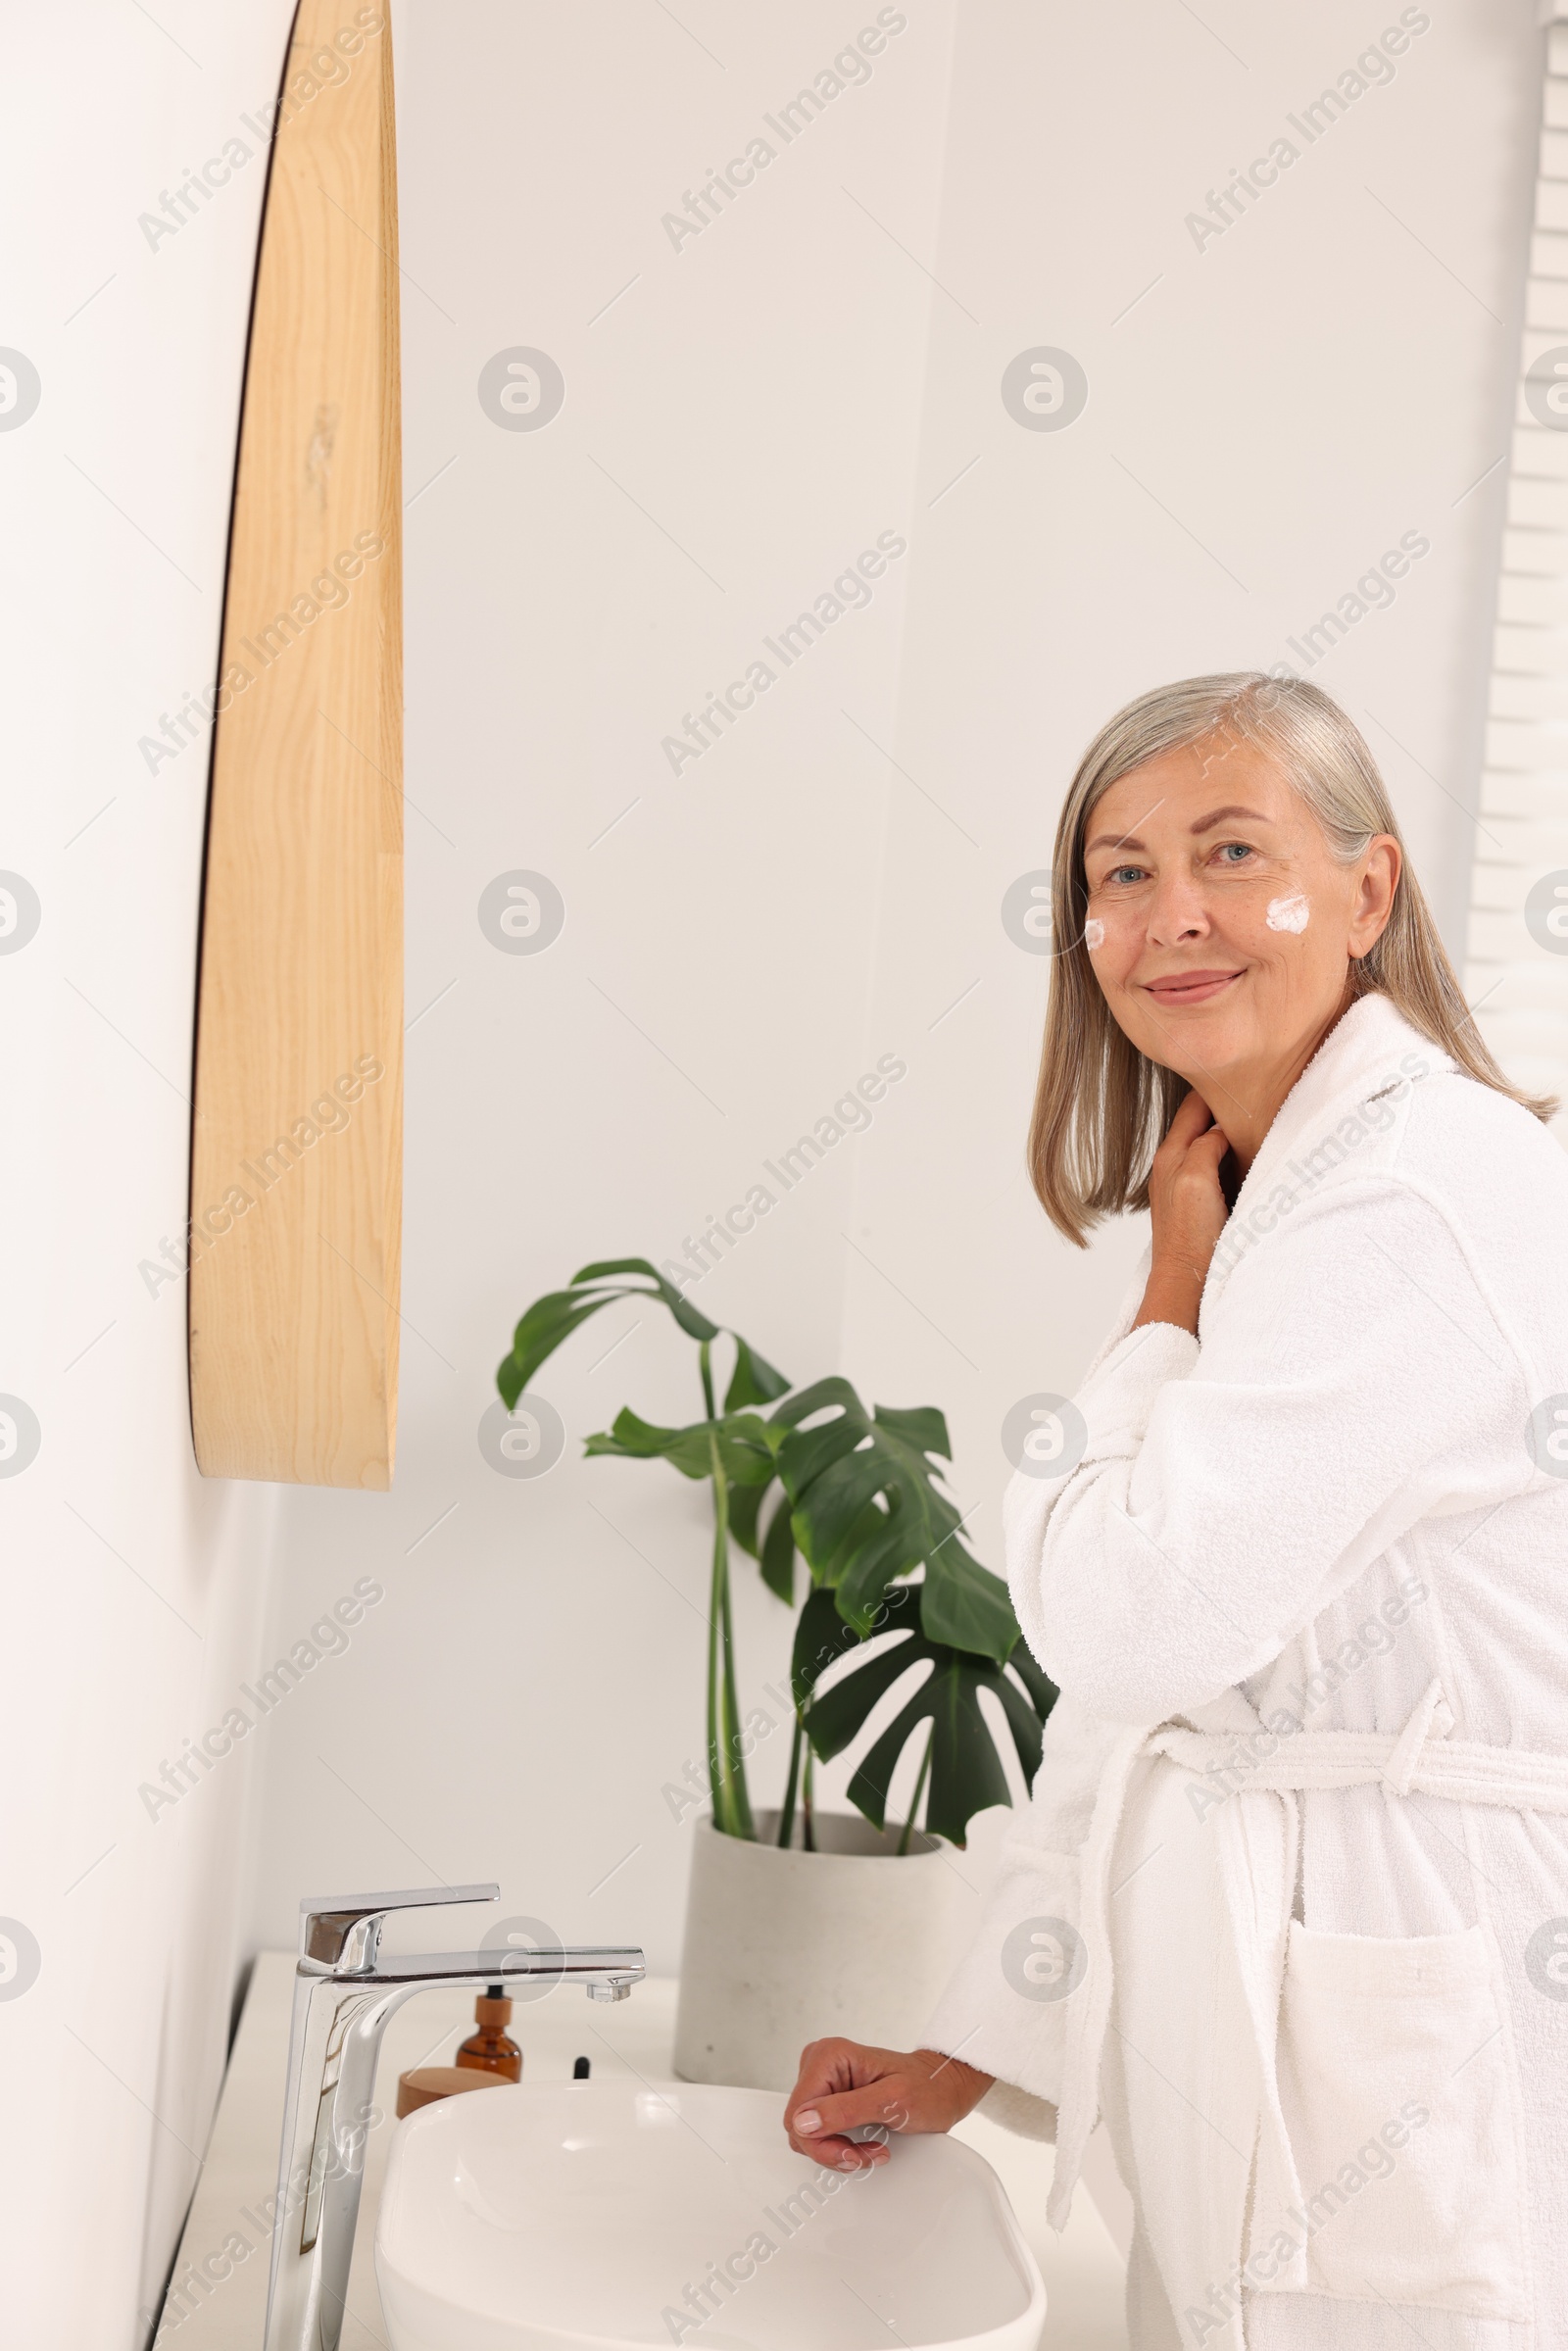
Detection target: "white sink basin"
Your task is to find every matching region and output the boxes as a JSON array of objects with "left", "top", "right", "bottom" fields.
[{"left": 374, "top": 2077, "right": 1045, "bottom": 2350}]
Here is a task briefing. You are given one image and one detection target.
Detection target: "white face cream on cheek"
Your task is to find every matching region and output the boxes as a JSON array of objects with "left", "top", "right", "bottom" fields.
[
  {"left": 1084, "top": 916, "right": 1105, "bottom": 951},
  {"left": 1266, "top": 893, "right": 1310, "bottom": 934}
]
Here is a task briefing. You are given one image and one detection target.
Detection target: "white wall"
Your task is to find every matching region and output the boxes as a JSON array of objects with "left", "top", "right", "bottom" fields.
[
  {"left": 2, "top": 6, "right": 295, "bottom": 2346},
  {"left": 2, "top": 5, "right": 1544, "bottom": 2342},
  {"left": 246, "top": 0, "right": 1545, "bottom": 1984},
  {"left": 244, "top": 0, "right": 961, "bottom": 1960},
  {"left": 846, "top": 0, "right": 1545, "bottom": 1535}
]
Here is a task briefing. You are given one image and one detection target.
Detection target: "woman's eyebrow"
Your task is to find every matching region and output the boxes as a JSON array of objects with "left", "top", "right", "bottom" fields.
[
  {"left": 1084, "top": 803, "right": 1273, "bottom": 858},
  {"left": 1190, "top": 804, "right": 1272, "bottom": 833}
]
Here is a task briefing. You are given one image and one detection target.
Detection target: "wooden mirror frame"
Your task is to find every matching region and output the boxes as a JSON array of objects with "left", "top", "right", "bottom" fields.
[{"left": 189, "top": 0, "right": 403, "bottom": 1488}]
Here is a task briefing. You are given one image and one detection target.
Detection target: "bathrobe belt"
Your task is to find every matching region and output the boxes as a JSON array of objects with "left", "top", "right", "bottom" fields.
[{"left": 1046, "top": 1678, "right": 1568, "bottom": 2235}]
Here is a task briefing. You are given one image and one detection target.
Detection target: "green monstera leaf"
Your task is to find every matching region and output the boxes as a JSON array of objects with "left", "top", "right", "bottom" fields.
[
  {"left": 584, "top": 1406, "right": 775, "bottom": 1488},
  {"left": 727, "top": 1480, "right": 799, "bottom": 1604},
  {"left": 494, "top": 1255, "right": 1057, "bottom": 1852},
  {"left": 770, "top": 1379, "right": 1015, "bottom": 1665},
  {"left": 792, "top": 1585, "right": 1058, "bottom": 1849},
  {"left": 497, "top": 1255, "right": 789, "bottom": 1411}
]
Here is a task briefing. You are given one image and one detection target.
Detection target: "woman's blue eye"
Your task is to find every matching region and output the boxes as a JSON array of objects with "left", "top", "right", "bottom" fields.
[
  {"left": 1107, "top": 864, "right": 1144, "bottom": 885},
  {"left": 1217, "top": 842, "right": 1253, "bottom": 863}
]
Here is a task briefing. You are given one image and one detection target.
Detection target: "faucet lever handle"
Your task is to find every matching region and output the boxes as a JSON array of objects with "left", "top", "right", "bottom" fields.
[{"left": 298, "top": 1883, "right": 499, "bottom": 1973}]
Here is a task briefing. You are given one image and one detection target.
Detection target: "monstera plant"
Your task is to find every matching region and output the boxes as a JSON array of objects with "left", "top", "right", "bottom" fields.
[{"left": 498, "top": 1257, "right": 1056, "bottom": 1849}]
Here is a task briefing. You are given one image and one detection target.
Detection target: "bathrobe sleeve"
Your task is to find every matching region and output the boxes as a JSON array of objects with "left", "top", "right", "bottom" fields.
[
  {"left": 922, "top": 1691, "right": 1140, "bottom": 2126},
  {"left": 1009, "top": 1179, "right": 1532, "bottom": 1725}
]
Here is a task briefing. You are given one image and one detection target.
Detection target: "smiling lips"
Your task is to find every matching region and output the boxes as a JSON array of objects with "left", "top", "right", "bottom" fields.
[{"left": 1143, "top": 969, "right": 1244, "bottom": 1006}]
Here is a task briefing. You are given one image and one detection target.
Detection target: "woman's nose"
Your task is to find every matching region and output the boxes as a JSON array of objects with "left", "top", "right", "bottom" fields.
[{"left": 1147, "top": 879, "right": 1210, "bottom": 946}]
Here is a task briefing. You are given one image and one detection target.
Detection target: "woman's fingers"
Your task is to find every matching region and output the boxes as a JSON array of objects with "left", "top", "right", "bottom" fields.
[
  {"left": 1163, "top": 1097, "right": 1231, "bottom": 1192},
  {"left": 783, "top": 2036, "right": 880, "bottom": 2119},
  {"left": 1170, "top": 1121, "right": 1227, "bottom": 1183},
  {"left": 782, "top": 2039, "right": 916, "bottom": 2167},
  {"left": 1165, "top": 1086, "right": 1216, "bottom": 1146},
  {"left": 782, "top": 2040, "right": 992, "bottom": 2166},
  {"left": 787, "top": 2101, "right": 893, "bottom": 2168},
  {"left": 1136, "top": 1087, "right": 1233, "bottom": 1333},
  {"left": 790, "top": 2080, "right": 909, "bottom": 2142},
  {"left": 788, "top": 2093, "right": 896, "bottom": 2169},
  {"left": 791, "top": 2125, "right": 891, "bottom": 2170}
]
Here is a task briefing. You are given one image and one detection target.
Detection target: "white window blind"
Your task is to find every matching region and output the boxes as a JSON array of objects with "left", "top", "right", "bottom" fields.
[{"left": 1464, "top": 14, "right": 1568, "bottom": 1124}]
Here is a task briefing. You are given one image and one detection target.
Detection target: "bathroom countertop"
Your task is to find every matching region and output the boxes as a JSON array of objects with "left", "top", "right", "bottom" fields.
[{"left": 158, "top": 1951, "right": 1129, "bottom": 2349}]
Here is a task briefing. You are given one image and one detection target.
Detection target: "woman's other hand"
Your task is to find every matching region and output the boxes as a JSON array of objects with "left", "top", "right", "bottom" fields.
[
  {"left": 782, "top": 2038, "right": 993, "bottom": 2171},
  {"left": 1134, "top": 1087, "right": 1231, "bottom": 1336}
]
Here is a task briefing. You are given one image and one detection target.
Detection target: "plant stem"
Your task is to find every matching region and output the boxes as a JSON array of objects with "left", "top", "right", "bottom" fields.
[
  {"left": 700, "top": 1340, "right": 733, "bottom": 1834},
  {"left": 700, "top": 1339, "right": 722, "bottom": 1824},
  {"left": 777, "top": 1710, "right": 805, "bottom": 1848},
  {"left": 705, "top": 1524, "right": 721, "bottom": 1824},
  {"left": 706, "top": 1425, "right": 754, "bottom": 1839},
  {"left": 718, "top": 1493, "right": 754, "bottom": 1839},
  {"left": 802, "top": 1741, "right": 815, "bottom": 1852},
  {"left": 896, "top": 1727, "right": 934, "bottom": 1856}
]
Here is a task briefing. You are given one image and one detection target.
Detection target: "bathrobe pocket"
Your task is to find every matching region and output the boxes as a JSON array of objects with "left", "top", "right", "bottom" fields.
[{"left": 1272, "top": 1921, "right": 1528, "bottom": 2318}]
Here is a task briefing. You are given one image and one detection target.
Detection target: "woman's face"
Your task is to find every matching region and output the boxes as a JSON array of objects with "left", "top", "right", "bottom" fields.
[{"left": 1080, "top": 732, "right": 1399, "bottom": 1118}]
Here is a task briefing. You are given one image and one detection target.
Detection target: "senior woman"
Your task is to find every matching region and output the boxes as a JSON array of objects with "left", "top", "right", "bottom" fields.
[{"left": 782, "top": 673, "right": 1568, "bottom": 2348}]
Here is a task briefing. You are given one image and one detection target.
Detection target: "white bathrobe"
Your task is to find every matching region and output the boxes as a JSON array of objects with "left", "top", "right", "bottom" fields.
[{"left": 924, "top": 991, "right": 1568, "bottom": 2350}]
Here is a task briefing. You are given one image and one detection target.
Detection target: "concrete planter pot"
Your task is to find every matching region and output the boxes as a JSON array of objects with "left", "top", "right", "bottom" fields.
[{"left": 672, "top": 1809, "right": 968, "bottom": 2091}]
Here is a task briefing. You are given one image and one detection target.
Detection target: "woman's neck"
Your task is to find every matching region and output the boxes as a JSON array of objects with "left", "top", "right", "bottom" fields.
[{"left": 1193, "top": 987, "right": 1357, "bottom": 1175}]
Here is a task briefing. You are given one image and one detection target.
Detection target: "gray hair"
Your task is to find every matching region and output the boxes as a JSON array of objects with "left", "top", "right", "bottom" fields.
[{"left": 1028, "top": 670, "right": 1552, "bottom": 1246}]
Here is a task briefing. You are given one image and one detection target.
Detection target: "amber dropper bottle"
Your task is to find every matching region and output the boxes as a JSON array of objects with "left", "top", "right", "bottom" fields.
[{"left": 456, "top": 1984, "right": 522, "bottom": 2082}]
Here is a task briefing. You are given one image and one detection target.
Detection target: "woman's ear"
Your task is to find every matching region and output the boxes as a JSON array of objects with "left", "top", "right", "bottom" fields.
[{"left": 1348, "top": 836, "right": 1400, "bottom": 961}]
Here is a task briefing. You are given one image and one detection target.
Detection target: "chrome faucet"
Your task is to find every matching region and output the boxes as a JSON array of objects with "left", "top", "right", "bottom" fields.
[{"left": 262, "top": 1882, "right": 644, "bottom": 2351}]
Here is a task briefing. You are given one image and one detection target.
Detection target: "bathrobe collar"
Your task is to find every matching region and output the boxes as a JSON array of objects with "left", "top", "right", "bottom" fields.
[{"left": 1202, "top": 989, "right": 1455, "bottom": 1312}]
